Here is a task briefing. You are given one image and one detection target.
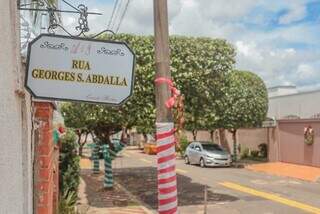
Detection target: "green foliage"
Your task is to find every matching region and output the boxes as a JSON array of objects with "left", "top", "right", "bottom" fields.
[
  {"left": 178, "top": 134, "right": 189, "bottom": 157},
  {"left": 169, "top": 37, "right": 236, "bottom": 131},
  {"left": 59, "top": 130, "right": 80, "bottom": 194},
  {"left": 220, "top": 70, "right": 268, "bottom": 161},
  {"left": 221, "top": 70, "right": 268, "bottom": 130},
  {"left": 58, "top": 189, "right": 77, "bottom": 214},
  {"left": 61, "top": 34, "right": 236, "bottom": 143},
  {"left": 258, "top": 143, "right": 268, "bottom": 158},
  {"left": 240, "top": 146, "right": 267, "bottom": 162},
  {"left": 60, "top": 103, "right": 91, "bottom": 130},
  {"left": 240, "top": 147, "right": 250, "bottom": 159},
  {"left": 250, "top": 150, "right": 259, "bottom": 158}
]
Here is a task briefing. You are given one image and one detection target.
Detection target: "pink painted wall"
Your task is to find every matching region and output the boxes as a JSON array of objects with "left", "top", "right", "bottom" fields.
[
  {"left": 277, "top": 119, "right": 320, "bottom": 167},
  {"left": 185, "top": 129, "right": 270, "bottom": 155}
]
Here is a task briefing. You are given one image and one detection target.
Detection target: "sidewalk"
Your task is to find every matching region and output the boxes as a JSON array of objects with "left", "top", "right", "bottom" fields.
[
  {"left": 77, "top": 160, "right": 153, "bottom": 214},
  {"left": 246, "top": 162, "right": 320, "bottom": 182}
]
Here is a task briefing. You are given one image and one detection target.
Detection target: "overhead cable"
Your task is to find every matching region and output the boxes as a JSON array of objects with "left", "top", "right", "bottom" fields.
[
  {"left": 110, "top": 0, "right": 123, "bottom": 31},
  {"left": 115, "top": 0, "right": 130, "bottom": 33},
  {"left": 107, "top": 0, "right": 119, "bottom": 30}
]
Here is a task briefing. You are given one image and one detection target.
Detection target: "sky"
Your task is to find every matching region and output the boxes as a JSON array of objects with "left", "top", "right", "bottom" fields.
[{"left": 61, "top": 0, "right": 320, "bottom": 91}]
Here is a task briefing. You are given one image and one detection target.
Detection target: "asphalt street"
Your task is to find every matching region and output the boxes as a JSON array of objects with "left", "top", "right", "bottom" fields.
[{"left": 111, "top": 147, "right": 320, "bottom": 214}]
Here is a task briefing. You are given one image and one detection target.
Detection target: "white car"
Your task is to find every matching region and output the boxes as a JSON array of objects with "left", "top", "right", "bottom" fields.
[{"left": 184, "top": 141, "right": 232, "bottom": 167}]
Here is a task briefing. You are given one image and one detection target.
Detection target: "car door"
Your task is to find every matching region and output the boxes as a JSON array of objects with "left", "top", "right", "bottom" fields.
[
  {"left": 187, "top": 143, "right": 196, "bottom": 164},
  {"left": 194, "top": 143, "right": 202, "bottom": 164}
]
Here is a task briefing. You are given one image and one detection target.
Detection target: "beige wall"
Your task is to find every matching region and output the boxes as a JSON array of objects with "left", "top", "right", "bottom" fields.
[
  {"left": 267, "top": 127, "right": 279, "bottom": 162},
  {"left": 185, "top": 130, "right": 212, "bottom": 142},
  {"left": 237, "top": 128, "right": 268, "bottom": 150},
  {"left": 185, "top": 128, "right": 270, "bottom": 155},
  {"left": 0, "top": 1, "right": 33, "bottom": 213}
]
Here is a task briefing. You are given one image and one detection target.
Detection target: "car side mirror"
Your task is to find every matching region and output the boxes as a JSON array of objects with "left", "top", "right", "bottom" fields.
[{"left": 195, "top": 147, "right": 201, "bottom": 151}]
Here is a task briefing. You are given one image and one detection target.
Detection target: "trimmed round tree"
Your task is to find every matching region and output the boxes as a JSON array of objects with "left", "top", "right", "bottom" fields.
[
  {"left": 222, "top": 70, "right": 268, "bottom": 161},
  {"left": 61, "top": 34, "right": 236, "bottom": 145}
]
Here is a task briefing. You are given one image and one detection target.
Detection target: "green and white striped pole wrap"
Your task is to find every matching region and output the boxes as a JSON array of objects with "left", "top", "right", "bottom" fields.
[
  {"left": 119, "top": 141, "right": 126, "bottom": 151},
  {"left": 92, "top": 143, "right": 100, "bottom": 174},
  {"left": 109, "top": 149, "right": 117, "bottom": 160},
  {"left": 114, "top": 140, "right": 126, "bottom": 153},
  {"left": 103, "top": 144, "right": 113, "bottom": 188},
  {"left": 233, "top": 141, "right": 237, "bottom": 162}
]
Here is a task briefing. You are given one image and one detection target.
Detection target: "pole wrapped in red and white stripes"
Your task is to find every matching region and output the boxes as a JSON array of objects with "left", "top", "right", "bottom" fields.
[{"left": 156, "top": 122, "right": 178, "bottom": 214}]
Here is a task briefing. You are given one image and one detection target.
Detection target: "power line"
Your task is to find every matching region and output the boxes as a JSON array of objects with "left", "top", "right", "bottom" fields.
[
  {"left": 115, "top": 0, "right": 130, "bottom": 33},
  {"left": 110, "top": 0, "right": 123, "bottom": 31},
  {"left": 107, "top": 0, "right": 119, "bottom": 30}
]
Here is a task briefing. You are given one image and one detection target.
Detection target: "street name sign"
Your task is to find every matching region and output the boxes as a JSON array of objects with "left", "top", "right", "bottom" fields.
[{"left": 25, "top": 34, "right": 135, "bottom": 105}]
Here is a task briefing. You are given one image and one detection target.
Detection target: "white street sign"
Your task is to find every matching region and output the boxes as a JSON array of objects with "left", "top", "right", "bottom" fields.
[{"left": 25, "top": 34, "right": 135, "bottom": 105}]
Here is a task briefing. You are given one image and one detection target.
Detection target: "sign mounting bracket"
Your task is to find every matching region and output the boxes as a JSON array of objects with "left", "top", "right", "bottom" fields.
[{"left": 18, "top": 0, "right": 115, "bottom": 38}]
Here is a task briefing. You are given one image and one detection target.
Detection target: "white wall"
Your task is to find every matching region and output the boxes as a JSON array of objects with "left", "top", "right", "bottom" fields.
[
  {"left": 0, "top": 1, "right": 33, "bottom": 213},
  {"left": 268, "top": 89, "right": 320, "bottom": 119},
  {"left": 268, "top": 86, "right": 297, "bottom": 98}
]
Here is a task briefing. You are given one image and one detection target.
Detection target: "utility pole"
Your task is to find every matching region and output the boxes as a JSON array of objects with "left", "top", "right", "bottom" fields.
[
  {"left": 154, "top": 1, "right": 178, "bottom": 214},
  {"left": 154, "top": 0, "right": 172, "bottom": 122}
]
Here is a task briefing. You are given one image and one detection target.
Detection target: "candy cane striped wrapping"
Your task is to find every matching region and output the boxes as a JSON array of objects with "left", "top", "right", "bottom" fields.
[
  {"left": 92, "top": 144, "right": 100, "bottom": 174},
  {"left": 156, "top": 122, "right": 178, "bottom": 214}
]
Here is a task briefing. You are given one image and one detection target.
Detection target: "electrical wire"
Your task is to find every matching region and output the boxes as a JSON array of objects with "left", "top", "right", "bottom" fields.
[
  {"left": 115, "top": 0, "right": 130, "bottom": 33},
  {"left": 61, "top": 0, "right": 80, "bottom": 12},
  {"left": 107, "top": 0, "right": 119, "bottom": 30},
  {"left": 110, "top": 0, "right": 123, "bottom": 31}
]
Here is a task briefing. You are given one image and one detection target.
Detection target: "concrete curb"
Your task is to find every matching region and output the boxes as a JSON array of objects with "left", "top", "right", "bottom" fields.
[
  {"left": 231, "top": 162, "right": 245, "bottom": 168},
  {"left": 114, "top": 180, "right": 156, "bottom": 214}
]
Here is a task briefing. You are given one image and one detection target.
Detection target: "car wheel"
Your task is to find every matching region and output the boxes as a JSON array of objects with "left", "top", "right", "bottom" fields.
[
  {"left": 200, "top": 158, "right": 206, "bottom": 168},
  {"left": 184, "top": 156, "right": 190, "bottom": 164}
]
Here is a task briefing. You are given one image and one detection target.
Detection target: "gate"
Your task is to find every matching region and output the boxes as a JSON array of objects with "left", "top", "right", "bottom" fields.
[{"left": 278, "top": 119, "right": 320, "bottom": 167}]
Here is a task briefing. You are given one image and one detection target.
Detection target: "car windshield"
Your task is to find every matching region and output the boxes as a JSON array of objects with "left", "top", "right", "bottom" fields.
[{"left": 201, "top": 144, "right": 223, "bottom": 151}]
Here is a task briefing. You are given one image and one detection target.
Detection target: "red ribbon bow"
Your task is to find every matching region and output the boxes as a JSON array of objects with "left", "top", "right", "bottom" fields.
[{"left": 155, "top": 77, "right": 180, "bottom": 109}]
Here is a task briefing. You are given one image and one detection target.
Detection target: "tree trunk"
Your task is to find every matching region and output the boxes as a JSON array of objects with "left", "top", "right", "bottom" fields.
[
  {"left": 76, "top": 131, "right": 82, "bottom": 156},
  {"left": 231, "top": 129, "right": 237, "bottom": 162},
  {"left": 219, "top": 128, "right": 230, "bottom": 152},
  {"left": 78, "top": 131, "right": 89, "bottom": 157},
  {"left": 105, "top": 131, "right": 113, "bottom": 150},
  {"left": 143, "top": 133, "right": 148, "bottom": 143},
  {"left": 210, "top": 130, "right": 215, "bottom": 143},
  {"left": 79, "top": 144, "right": 84, "bottom": 157},
  {"left": 140, "top": 133, "right": 148, "bottom": 149},
  {"left": 120, "top": 127, "right": 128, "bottom": 144},
  {"left": 192, "top": 130, "right": 197, "bottom": 140}
]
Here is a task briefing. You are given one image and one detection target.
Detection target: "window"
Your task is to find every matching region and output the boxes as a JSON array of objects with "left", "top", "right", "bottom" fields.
[
  {"left": 195, "top": 145, "right": 201, "bottom": 151},
  {"left": 202, "top": 144, "right": 223, "bottom": 151}
]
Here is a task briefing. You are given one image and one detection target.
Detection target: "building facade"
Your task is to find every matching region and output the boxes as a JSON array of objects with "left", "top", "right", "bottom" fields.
[
  {"left": 0, "top": 1, "right": 33, "bottom": 213},
  {"left": 1, "top": 1, "right": 61, "bottom": 213},
  {"left": 268, "top": 86, "right": 320, "bottom": 119}
]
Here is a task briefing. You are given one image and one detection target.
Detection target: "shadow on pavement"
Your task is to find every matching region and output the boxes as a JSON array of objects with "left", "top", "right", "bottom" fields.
[
  {"left": 114, "top": 167, "right": 238, "bottom": 209},
  {"left": 81, "top": 169, "right": 139, "bottom": 208}
]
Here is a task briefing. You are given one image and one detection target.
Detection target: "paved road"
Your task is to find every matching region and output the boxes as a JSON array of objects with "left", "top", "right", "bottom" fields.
[{"left": 111, "top": 147, "right": 320, "bottom": 214}]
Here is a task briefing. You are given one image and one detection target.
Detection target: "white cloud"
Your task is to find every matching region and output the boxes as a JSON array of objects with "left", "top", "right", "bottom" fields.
[
  {"left": 278, "top": 3, "right": 307, "bottom": 24},
  {"left": 235, "top": 39, "right": 320, "bottom": 87},
  {"left": 297, "top": 64, "right": 316, "bottom": 78},
  {"left": 60, "top": 0, "right": 320, "bottom": 90},
  {"left": 236, "top": 41, "right": 263, "bottom": 62},
  {"left": 198, "top": 0, "right": 258, "bottom": 21}
]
